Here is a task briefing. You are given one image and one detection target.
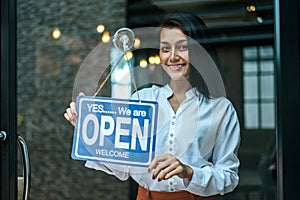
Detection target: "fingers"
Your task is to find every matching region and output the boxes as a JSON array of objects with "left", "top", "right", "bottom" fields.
[
  {"left": 64, "top": 112, "right": 75, "bottom": 126},
  {"left": 70, "top": 102, "right": 76, "bottom": 115},
  {"left": 149, "top": 154, "right": 179, "bottom": 181},
  {"left": 64, "top": 106, "right": 76, "bottom": 126},
  {"left": 160, "top": 162, "right": 183, "bottom": 180},
  {"left": 156, "top": 162, "right": 179, "bottom": 181},
  {"left": 148, "top": 154, "right": 170, "bottom": 172},
  {"left": 64, "top": 93, "right": 84, "bottom": 126},
  {"left": 148, "top": 154, "right": 193, "bottom": 181}
]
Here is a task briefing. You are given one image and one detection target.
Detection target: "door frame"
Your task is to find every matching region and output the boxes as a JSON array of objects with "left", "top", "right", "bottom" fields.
[
  {"left": 0, "top": 0, "right": 18, "bottom": 199},
  {"left": 274, "top": 0, "right": 300, "bottom": 199}
]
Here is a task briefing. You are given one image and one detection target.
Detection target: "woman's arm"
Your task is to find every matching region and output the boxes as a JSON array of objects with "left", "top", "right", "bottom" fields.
[{"left": 185, "top": 106, "right": 240, "bottom": 196}]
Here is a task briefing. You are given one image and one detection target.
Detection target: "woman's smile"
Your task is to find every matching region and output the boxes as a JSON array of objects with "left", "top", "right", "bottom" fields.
[{"left": 166, "top": 64, "right": 187, "bottom": 71}]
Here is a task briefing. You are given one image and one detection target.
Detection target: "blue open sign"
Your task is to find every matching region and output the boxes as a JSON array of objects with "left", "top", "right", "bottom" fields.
[{"left": 71, "top": 96, "right": 158, "bottom": 167}]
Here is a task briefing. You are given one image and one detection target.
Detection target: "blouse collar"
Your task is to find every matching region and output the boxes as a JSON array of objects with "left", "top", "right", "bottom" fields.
[{"left": 161, "top": 84, "right": 201, "bottom": 99}]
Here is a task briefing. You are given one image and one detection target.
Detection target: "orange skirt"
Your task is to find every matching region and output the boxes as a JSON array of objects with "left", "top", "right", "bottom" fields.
[{"left": 136, "top": 185, "right": 217, "bottom": 200}]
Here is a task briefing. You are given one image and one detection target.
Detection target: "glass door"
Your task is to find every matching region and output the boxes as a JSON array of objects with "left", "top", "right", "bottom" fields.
[{"left": 3, "top": 0, "right": 298, "bottom": 199}]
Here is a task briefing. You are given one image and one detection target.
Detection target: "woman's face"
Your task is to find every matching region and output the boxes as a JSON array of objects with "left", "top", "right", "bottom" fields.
[{"left": 159, "top": 27, "right": 190, "bottom": 81}]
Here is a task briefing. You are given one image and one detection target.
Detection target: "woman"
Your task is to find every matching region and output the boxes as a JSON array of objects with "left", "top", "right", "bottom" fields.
[{"left": 64, "top": 13, "right": 240, "bottom": 199}]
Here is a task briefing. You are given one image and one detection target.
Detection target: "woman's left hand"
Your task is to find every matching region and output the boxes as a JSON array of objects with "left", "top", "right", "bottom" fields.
[{"left": 148, "top": 154, "right": 194, "bottom": 181}]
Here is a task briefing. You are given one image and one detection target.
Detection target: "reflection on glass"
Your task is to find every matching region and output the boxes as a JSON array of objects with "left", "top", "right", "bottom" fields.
[{"left": 111, "top": 48, "right": 132, "bottom": 98}]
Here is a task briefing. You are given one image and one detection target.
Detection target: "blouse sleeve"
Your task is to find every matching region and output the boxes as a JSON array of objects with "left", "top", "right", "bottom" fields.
[{"left": 185, "top": 103, "right": 241, "bottom": 196}]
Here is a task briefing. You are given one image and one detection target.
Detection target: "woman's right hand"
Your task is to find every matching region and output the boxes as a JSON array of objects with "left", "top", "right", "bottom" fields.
[{"left": 64, "top": 92, "right": 85, "bottom": 126}]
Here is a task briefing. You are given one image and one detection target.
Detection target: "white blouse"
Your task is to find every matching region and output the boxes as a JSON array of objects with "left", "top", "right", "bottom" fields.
[{"left": 85, "top": 84, "right": 240, "bottom": 197}]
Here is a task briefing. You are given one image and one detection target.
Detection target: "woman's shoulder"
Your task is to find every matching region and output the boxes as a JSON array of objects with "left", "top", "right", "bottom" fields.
[
  {"left": 205, "top": 96, "right": 236, "bottom": 112},
  {"left": 210, "top": 96, "right": 232, "bottom": 104}
]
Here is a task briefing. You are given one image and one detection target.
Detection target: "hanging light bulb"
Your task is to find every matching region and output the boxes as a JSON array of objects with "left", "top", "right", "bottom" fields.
[
  {"left": 154, "top": 55, "right": 161, "bottom": 64},
  {"left": 52, "top": 27, "right": 61, "bottom": 39},
  {"left": 148, "top": 56, "right": 155, "bottom": 64},
  {"left": 246, "top": 5, "right": 256, "bottom": 12},
  {"left": 257, "top": 16, "right": 264, "bottom": 23},
  {"left": 134, "top": 37, "right": 141, "bottom": 48},
  {"left": 139, "top": 59, "right": 148, "bottom": 68},
  {"left": 96, "top": 24, "right": 105, "bottom": 33},
  {"left": 102, "top": 31, "right": 110, "bottom": 43},
  {"left": 124, "top": 51, "right": 133, "bottom": 61}
]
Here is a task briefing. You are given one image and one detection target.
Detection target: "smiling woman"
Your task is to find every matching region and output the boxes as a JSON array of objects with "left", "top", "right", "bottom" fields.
[{"left": 65, "top": 12, "right": 241, "bottom": 200}]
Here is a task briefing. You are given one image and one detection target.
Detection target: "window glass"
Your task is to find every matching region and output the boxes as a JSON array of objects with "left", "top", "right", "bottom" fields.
[
  {"left": 260, "top": 60, "right": 274, "bottom": 72},
  {"left": 244, "top": 61, "right": 258, "bottom": 73},
  {"left": 259, "top": 46, "right": 274, "bottom": 59},
  {"left": 261, "top": 103, "right": 275, "bottom": 129},
  {"left": 244, "top": 76, "right": 258, "bottom": 100},
  {"left": 243, "top": 46, "right": 257, "bottom": 59},
  {"left": 260, "top": 76, "right": 274, "bottom": 99},
  {"left": 244, "top": 103, "right": 259, "bottom": 129},
  {"left": 243, "top": 45, "right": 275, "bottom": 130}
]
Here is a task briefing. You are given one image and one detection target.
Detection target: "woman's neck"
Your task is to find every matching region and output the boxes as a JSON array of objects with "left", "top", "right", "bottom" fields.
[
  {"left": 169, "top": 79, "right": 192, "bottom": 97},
  {"left": 167, "top": 79, "right": 191, "bottom": 113}
]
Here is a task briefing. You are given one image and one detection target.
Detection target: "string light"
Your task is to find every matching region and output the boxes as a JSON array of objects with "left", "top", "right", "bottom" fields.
[
  {"left": 52, "top": 28, "right": 61, "bottom": 39},
  {"left": 246, "top": 5, "right": 256, "bottom": 12},
  {"left": 124, "top": 51, "right": 133, "bottom": 61},
  {"left": 153, "top": 55, "right": 161, "bottom": 64},
  {"left": 102, "top": 31, "right": 110, "bottom": 43},
  {"left": 52, "top": 1, "right": 60, "bottom": 40},
  {"left": 139, "top": 59, "right": 148, "bottom": 68},
  {"left": 96, "top": 24, "right": 105, "bottom": 33},
  {"left": 257, "top": 16, "right": 263, "bottom": 23},
  {"left": 149, "top": 55, "right": 160, "bottom": 64},
  {"left": 148, "top": 56, "right": 155, "bottom": 64},
  {"left": 134, "top": 37, "right": 141, "bottom": 48}
]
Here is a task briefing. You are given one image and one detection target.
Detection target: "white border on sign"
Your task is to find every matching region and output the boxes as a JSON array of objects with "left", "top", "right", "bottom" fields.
[{"left": 73, "top": 96, "right": 158, "bottom": 167}]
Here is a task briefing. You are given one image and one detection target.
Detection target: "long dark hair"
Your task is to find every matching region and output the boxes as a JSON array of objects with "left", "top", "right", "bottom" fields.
[{"left": 160, "top": 13, "right": 225, "bottom": 98}]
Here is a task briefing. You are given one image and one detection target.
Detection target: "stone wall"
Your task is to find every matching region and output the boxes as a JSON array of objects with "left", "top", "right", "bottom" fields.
[{"left": 16, "top": 0, "right": 129, "bottom": 199}]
